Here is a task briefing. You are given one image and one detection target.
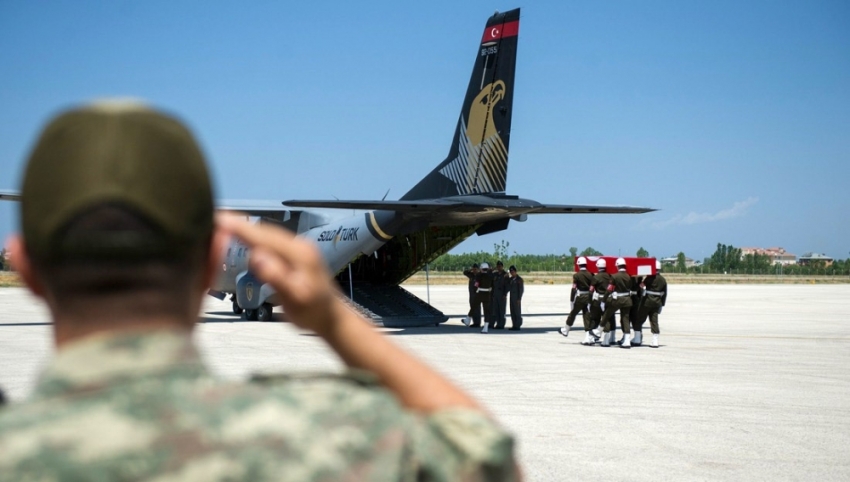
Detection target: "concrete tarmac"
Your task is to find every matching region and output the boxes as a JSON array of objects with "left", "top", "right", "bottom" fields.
[{"left": 1, "top": 284, "right": 849, "bottom": 481}]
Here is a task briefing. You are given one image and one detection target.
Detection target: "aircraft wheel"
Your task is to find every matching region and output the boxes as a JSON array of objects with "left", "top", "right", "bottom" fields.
[
  {"left": 244, "top": 309, "right": 259, "bottom": 321},
  {"left": 232, "top": 301, "right": 243, "bottom": 315},
  {"left": 257, "top": 303, "right": 273, "bottom": 322}
]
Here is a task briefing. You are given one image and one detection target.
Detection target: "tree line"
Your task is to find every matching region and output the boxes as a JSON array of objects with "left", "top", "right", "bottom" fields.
[{"left": 427, "top": 242, "right": 850, "bottom": 276}]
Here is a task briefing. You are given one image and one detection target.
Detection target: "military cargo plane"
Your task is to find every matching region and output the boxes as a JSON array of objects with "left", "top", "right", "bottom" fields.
[{"left": 1, "top": 8, "right": 654, "bottom": 326}]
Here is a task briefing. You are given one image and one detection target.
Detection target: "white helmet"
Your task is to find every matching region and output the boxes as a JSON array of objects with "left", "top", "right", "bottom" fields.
[
  {"left": 480, "top": 262, "right": 490, "bottom": 270},
  {"left": 596, "top": 259, "right": 607, "bottom": 269},
  {"left": 656, "top": 260, "right": 661, "bottom": 270},
  {"left": 616, "top": 257, "right": 626, "bottom": 267},
  {"left": 577, "top": 256, "right": 587, "bottom": 266}
]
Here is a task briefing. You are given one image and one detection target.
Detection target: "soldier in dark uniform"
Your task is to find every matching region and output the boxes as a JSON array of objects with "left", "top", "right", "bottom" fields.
[
  {"left": 491, "top": 261, "right": 510, "bottom": 329},
  {"left": 508, "top": 265, "right": 524, "bottom": 330},
  {"left": 637, "top": 260, "right": 668, "bottom": 348},
  {"left": 588, "top": 258, "right": 612, "bottom": 344},
  {"left": 474, "top": 262, "right": 494, "bottom": 332},
  {"left": 600, "top": 258, "right": 633, "bottom": 348},
  {"left": 462, "top": 263, "right": 480, "bottom": 326},
  {"left": 559, "top": 256, "right": 594, "bottom": 345}
]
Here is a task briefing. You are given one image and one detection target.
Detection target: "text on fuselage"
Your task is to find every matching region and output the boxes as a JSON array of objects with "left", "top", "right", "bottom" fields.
[{"left": 317, "top": 226, "right": 359, "bottom": 242}]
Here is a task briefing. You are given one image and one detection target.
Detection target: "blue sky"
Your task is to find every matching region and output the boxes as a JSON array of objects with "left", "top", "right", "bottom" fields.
[{"left": 1, "top": 1, "right": 848, "bottom": 262}]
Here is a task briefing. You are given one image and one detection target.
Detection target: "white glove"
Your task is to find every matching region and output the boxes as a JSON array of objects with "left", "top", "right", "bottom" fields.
[
  {"left": 592, "top": 292, "right": 599, "bottom": 301},
  {"left": 570, "top": 302, "right": 574, "bottom": 311}
]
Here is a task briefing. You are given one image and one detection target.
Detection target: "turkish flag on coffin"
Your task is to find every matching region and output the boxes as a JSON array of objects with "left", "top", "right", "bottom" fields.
[{"left": 576, "top": 256, "right": 657, "bottom": 277}]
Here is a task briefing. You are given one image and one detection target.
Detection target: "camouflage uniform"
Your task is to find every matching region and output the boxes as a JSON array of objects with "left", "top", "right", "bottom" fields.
[{"left": 0, "top": 330, "right": 517, "bottom": 481}]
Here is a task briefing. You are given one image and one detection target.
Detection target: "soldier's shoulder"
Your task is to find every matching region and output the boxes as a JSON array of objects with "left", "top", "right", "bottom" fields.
[
  {"left": 249, "top": 368, "right": 380, "bottom": 388},
  {"left": 244, "top": 369, "right": 403, "bottom": 410}
]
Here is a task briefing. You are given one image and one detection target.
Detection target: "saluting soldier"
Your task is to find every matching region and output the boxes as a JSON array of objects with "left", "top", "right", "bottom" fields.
[
  {"left": 491, "top": 261, "right": 510, "bottom": 329},
  {"left": 462, "top": 263, "right": 480, "bottom": 326},
  {"left": 588, "top": 258, "right": 612, "bottom": 344},
  {"left": 508, "top": 265, "right": 524, "bottom": 330},
  {"left": 600, "top": 258, "right": 633, "bottom": 348},
  {"left": 0, "top": 103, "right": 519, "bottom": 480},
  {"left": 559, "top": 256, "right": 594, "bottom": 345},
  {"left": 637, "top": 260, "right": 668, "bottom": 348}
]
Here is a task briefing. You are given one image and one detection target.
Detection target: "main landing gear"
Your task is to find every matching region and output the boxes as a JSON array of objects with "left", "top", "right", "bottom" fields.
[{"left": 243, "top": 302, "right": 273, "bottom": 322}]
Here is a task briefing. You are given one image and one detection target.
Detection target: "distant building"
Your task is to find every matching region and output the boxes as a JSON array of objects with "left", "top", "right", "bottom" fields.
[
  {"left": 660, "top": 256, "right": 697, "bottom": 268},
  {"left": 798, "top": 253, "right": 833, "bottom": 267},
  {"left": 740, "top": 247, "right": 797, "bottom": 266}
]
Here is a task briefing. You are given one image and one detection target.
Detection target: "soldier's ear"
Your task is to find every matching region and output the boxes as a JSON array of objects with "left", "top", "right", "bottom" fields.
[{"left": 7, "top": 235, "right": 46, "bottom": 298}]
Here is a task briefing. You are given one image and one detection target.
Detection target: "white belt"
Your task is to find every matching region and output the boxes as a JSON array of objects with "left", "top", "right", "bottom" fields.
[
  {"left": 612, "top": 291, "right": 630, "bottom": 300},
  {"left": 477, "top": 288, "right": 491, "bottom": 292},
  {"left": 576, "top": 290, "right": 589, "bottom": 295},
  {"left": 645, "top": 290, "right": 665, "bottom": 296},
  {"left": 629, "top": 291, "right": 637, "bottom": 295}
]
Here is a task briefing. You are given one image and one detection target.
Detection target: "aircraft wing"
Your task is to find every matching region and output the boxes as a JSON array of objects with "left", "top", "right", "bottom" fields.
[
  {"left": 216, "top": 199, "right": 302, "bottom": 217},
  {"left": 282, "top": 199, "right": 464, "bottom": 212},
  {"left": 0, "top": 190, "right": 21, "bottom": 201},
  {"left": 519, "top": 204, "right": 655, "bottom": 214},
  {"left": 283, "top": 196, "right": 655, "bottom": 215}
]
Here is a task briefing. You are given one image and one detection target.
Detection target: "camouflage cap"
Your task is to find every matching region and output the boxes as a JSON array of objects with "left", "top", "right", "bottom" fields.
[{"left": 20, "top": 100, "right": 214, "bottom": 260}]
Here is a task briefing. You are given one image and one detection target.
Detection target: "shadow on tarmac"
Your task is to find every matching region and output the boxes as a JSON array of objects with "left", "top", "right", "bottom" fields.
[
  {"left": 383, "top": 325, "right": 557, "bottom": 336},
  {"left": 0, "top": 322, "right": 53, "bottom": 326}
]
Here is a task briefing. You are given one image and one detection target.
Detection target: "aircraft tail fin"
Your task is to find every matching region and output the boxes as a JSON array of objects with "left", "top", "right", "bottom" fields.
[{"left": 402, "top": 8, "right": 520, "bottom": 201}]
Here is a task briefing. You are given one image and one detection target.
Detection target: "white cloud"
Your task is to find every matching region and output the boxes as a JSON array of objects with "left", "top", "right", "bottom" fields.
[{"left": 648, "top": 197, "right": 758, "bottom": 229}]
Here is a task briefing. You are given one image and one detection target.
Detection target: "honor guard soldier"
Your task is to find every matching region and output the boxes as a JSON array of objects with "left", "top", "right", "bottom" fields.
[
  {"left": 508, "top": 265, "right": 524, "bottom": 330},
  {"left": 628, "top": 275, "right": 644, "bottom": 346},
  {"left": 637, "top": 260, "right": 668, "bottom": 348},
  {"left": 600, "top": 258, "right": 633, "bottom": 348},
  {"left": 588, "top": 258, "right": 612, "bottom": 344},
  {"left": 560, "top": 256, "right": 594, "bottom": 345},
  {"left": 462, "top": 263, "right": 480, "bottom": 326},
  {"left": 475, "top": 262, "right": 495, "bottom": 332},
  {"left": 491, "top": 261, "right": 510, "bottom": 329}
]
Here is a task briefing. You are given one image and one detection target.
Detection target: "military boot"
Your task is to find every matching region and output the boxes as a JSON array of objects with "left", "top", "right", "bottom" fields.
[
  {"left": 580, "top": 332, "right": 593, "bottom": 346},
  {"left": 632, "top": 331, "right": 642, "bottom": 346},
  {"left": 559, "top": 326, "right": 570, "bottom": 337},
  {"left": 601, "top": 331, "right": 611, "bottom": 347},
  {"left": 461, "top": 317, "right": 471, "bottom": 327},
  {"left": 620, "top": 333, "right": 631, "bottom": 349},
  {"left": 481, "top": 323, "right": 489, "bottom": 334},
  {"left": 650, "top": 334, "right": 659, "bottom": 348}
]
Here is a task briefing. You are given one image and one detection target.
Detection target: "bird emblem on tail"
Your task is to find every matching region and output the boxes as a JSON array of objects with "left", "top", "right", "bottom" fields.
[{"left": 439, "top": 80, "right": 509, "bottom": 195}]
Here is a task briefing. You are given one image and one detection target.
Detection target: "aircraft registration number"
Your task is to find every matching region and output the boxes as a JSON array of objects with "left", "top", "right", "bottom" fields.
[{"left": 480, "top": 46, "right": 498, "bottom": 56}]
